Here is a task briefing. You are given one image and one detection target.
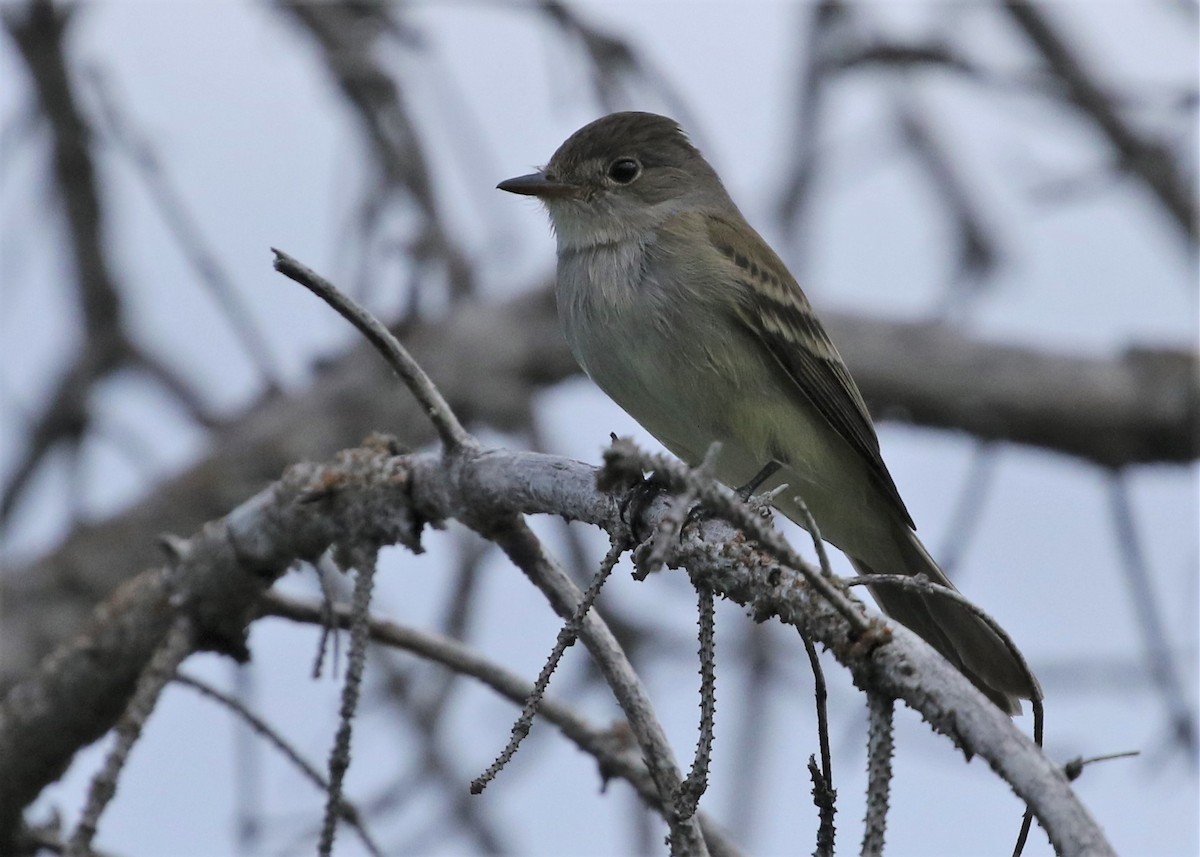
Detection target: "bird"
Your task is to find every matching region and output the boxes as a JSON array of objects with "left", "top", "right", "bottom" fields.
[{"left": 498, "top": 111, "right": 1035, "bottom": 714}]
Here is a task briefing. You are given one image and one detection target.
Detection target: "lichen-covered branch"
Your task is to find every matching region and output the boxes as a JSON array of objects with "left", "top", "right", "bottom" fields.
[{"left": 0, "top": 440, "right": 1115, "bottom": 855}]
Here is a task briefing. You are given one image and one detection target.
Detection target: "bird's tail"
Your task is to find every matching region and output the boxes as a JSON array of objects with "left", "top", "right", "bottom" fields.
[{"left": 851, "top": 529, "right": 1037, "bottom": 715}]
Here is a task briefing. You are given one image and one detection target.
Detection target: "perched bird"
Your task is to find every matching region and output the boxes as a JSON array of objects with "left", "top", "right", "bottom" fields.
[{"left": 499, "top": 111, "right": 1035, "bottom": 714}]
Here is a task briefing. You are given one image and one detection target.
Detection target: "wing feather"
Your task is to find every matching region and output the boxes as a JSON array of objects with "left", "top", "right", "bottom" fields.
[{"left": 704, "top": 214, "right": 915, "bottom": 528}]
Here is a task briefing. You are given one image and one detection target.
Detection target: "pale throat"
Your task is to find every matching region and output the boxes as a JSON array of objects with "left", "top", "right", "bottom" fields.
[{"left": 544, "top": 196, "right": 678, "bottom": 254}]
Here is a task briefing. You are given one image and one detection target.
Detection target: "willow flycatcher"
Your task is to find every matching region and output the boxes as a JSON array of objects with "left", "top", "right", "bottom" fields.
[{"left": 499, "top": 111, "right": 1035, "bottom": 713}]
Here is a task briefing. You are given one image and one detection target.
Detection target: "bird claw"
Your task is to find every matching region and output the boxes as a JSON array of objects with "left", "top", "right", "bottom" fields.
[{"left": 619, "top": 470, "right": 672, "bottom": 542}]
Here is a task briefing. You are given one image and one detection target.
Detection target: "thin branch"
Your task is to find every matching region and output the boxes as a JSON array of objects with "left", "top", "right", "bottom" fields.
[
  {"left": 318, "top": 559, "right": 378, "bottom": 857},
  {"left": 471, "top": 538, "right": 624, "bottom": 794},
  {"left": 793, "top": 494, "right": 837, "bottom": 851},
  {"left": 892, "top": 95, "right": 1002, "bottom": 320},
  {"left": 1107, "top": 473, "right": 1199, "bottom": 760},
  {"left": 790, "top": 492, "right": 836, "bottom": 580},
  {"left": 2, "top": 2, "right": 124, "bottom": 523},
  {"left": 65, "top": 617, "right": 195, "bottom": 856},
  {"left": 832, "top": 39, "right": 981, "bottom": 76},
  {"left": 260, "top": 591, "right": 746, "bottom": 857},
  {"left": 85, "top": 68, "right": 284, "bottom": 389},
  {"left": 1062, "top": 750, "right": 1140, "bottom": 781},
  {"left": 803, "top": 634, "right": 836, "bottom": 856},
  {"left": 776, "top": 0, "right": 845, "bottom": 246},
  {"left": 362, "top": 653, "right": 508, "bottom": 856},
  {"left": 2, "top": 1, "right": 119, "bottom": 343},
  {"left": 845, "top": 572, "right": 1043, "bottom": 722},
  {"left": 537, "top": 0, "right": 698, "bottom": 129},
  {"left": 174, "top": 672, "right": 384, "bottom": 857},
  {"left": 310, "top": 553, "right": 346, "bottom": 680},
  {"left": 230, "top": 664, "right": 261, "bottom": 852},
  {"left": 127, "top": 344, "right": 220, "bottom": 428},
  {"left": 635, "top": 441, "right": 722, "bottom": 578},
  {"left": 472, "top": 515, "right": 710, "bottom": 857},
  {"left": 272, "top": 249, "right": 475, "bottom": 452},
  {"left": 674, "top": 583, "right": 717, "bottom": 821},
  {"left": 936, "top": 441, "right": 1000, "bottom": 576},
  {"left": 281, "top": 2, "right": 475, "bottom": 303},
  {"left": 859, "top": 693, "right": 894, "bottom": 857},
  {"left": 1004, "top": 0, "right": 1198, "bottom": 244}
]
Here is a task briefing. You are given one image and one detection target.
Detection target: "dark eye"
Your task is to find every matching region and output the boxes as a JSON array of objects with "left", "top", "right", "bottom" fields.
[{"left": 607, "top": 157, "right": 641, "bottom": 184}]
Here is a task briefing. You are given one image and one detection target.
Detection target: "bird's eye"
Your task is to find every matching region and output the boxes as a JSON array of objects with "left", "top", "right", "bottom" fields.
[{"left": 607, "top": 157, "right": 641, "bottom": 184}]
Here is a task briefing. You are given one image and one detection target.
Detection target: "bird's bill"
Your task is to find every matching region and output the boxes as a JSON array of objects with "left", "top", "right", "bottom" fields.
[{"left": 497, "top": 171, "right": 579, "bottom": 199}]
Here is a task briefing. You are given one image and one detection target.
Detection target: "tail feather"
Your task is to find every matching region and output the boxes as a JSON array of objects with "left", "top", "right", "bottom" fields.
[{"left": 851, "top": 531, "right": 1036, "bottom": 715}]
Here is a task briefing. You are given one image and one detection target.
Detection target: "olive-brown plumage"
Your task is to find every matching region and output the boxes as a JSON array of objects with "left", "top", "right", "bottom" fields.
[{"left": 500, "top": 111, "right": 1037, "bottom": 713}]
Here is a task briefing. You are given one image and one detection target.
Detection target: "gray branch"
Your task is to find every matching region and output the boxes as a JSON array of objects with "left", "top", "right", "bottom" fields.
[
  {"left": 0, "top": 441, "right": 1114, "bottom": 855},
  {"left": 2, "top": 284, "right": 1196, "bottom": 685}
]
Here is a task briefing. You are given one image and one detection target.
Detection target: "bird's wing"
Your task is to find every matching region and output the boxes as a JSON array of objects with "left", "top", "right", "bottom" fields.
[{"left": 703, "top": 212, "right": 915, "bottom": 529}]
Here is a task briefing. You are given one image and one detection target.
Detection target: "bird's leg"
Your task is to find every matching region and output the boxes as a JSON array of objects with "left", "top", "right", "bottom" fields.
[
  {"left": 625, "top": 461, "right": 784, "bottom": 543},
  {"left": 735, "top": 460, "right": 781, "bottom": 501},
  {"left": 679, "top": 460, "right": 784, "bottom": 534}
]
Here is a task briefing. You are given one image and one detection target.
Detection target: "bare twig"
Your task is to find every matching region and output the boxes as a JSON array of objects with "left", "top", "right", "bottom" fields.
[
  {"left": 807, "top": 754, "right": 836, "bottom": 857},
  {"left": 85, "top": 68, "right": 284, "bottom": 388},
  {"left": 311, "top": 553, "right": 346, "bottom": 680},
  {"left": 1011, "top": 751, "right": 1138, "bottom": 857},
  {"left": 936, "top": 441, "right": 1000, "bottom": 575},
  {"left": 360, "top": 652, "right": 507, "bottom": 856},
  {"left": 845, "top": 572, "right": 1043, "bottom": 723},
  {"left": 230, "top": 664, "right": 262, "bottom": 852},
  {"left": 174, "top": 672, "right": 383, "bottom": 857},
  {"left": 860, "top": 693, "right": 894, "bottom": 857},
  {"left": 635, "top": 441, "right": 722, "bottom": 578},
  {"left": 1063, "top": 750, "right": 1140, "bottom": 781},
  {"left": 318, "top": 559, "right": 378, "bottom": 857},
  {"left": 892, "top": 96, "right": 1002, "bottom": 320},
  {"left": 674, "top": 583, "right": 717, "bottom": 821},
  {"left": 803, "top": 634, "right": 836, "bottom": 855},
  {"left": 1106, "top": 473, "right": 1198, "bottom": 760},
  {"left": 2, "top": 2, "right": 121, "bottom": 523},
  {"left": 281, "top": 2, "right": 475, "bottom": 304},
  {"left": 66, "top": 617, "right": 195, "bottom": 856},
  {"left": 538, "top": 0, "right": 697, "bottom": 127},
  {"left": 471, "top": 538, "right": 625, "bottom": 794},
  {"left": 790, "top": 493, "right": 836, "bottom": 580},
  {"left": 260, "top": 591, "right": 745, "bottom": 857},
  {"left": 793, "top": 494, "right": 837, "bottom": 851},
  {"left": 473, "top": 515, "right": 709, "bottom": 856},
  {"left": 832, "top": 39, "right": 980, "bottom": 76},
  {"left": 1004, "top": 0, "right": 1198, "bottom": 244},
  {"left": 776, "top": 0, "right": 845, "bottom": 247},
  {"left": 272, "top": 249, "right": 475, "bottom": 452}
]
